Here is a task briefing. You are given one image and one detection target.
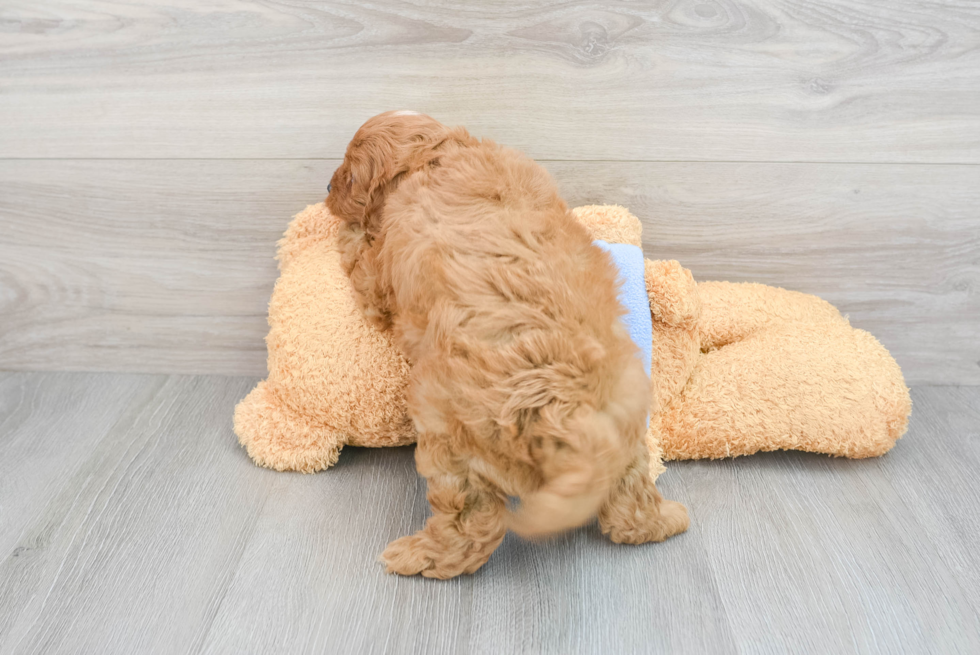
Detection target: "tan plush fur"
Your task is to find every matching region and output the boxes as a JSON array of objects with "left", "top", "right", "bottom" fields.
[
  {"left": 321, "top": 112, "right": 687, "bottom": 578},
  {"left": 234, "top": 183, "right": 911, "bottom": 569},
  {"left": 233, "top": 207, "right": 414, "bottom": 473},
  {"left": 580, "top": 209, "right": 910, "bottom": 463},
  {"left": 650, "top": 274, "right": 911, "bottom": 460}
]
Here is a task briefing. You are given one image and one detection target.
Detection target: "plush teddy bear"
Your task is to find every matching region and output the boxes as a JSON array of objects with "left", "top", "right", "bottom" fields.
[
  {"left": 234, "top": 203, "right": 911, "bottom": 479},
  {"left": 572, "top": 205, "right": 911, "bottom": 477}
]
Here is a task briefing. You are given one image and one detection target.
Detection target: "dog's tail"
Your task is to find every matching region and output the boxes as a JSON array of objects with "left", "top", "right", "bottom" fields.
[
  {"left": 507, "top": 470, "right": 611, "bottom": 538},
  {"left": 509, "top": 479, "right": 609, "bottom": 538},
  {"left": 502, "top": 384, "right": 638, "bottom": 538}
]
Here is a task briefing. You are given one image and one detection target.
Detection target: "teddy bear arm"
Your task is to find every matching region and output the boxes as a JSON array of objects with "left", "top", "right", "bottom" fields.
[
  {"left": 644, "top": 260, "right": 700, "bottom": 330},
  {"left": 696, "top": 281, "right": 847, "bottom": 351},
  {"left": 659, "top": 323, "right": 910, "bottom": 461},
  {"left": 644, "top": 259, "right": 702, "bottom": 408}
]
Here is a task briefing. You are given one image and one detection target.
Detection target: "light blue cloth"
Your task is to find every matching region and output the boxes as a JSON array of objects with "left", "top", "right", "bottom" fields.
[{"left": 593, "top": 240, "right": 652, "bottom": 378}]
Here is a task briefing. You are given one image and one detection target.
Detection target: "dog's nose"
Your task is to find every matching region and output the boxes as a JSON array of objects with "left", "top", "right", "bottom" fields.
[{"left": 327, "top": 183, "right": 332, "bottom": 193}]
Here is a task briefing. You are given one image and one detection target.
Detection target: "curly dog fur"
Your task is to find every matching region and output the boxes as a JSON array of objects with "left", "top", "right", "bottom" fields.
[{"left": 327, "top": 111, "right": 688, "bottom": 578}]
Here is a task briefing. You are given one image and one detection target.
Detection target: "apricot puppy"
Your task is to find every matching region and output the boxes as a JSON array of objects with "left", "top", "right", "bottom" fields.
[{"left": 327, "top": 111, "right": 688, "bottom": 579}]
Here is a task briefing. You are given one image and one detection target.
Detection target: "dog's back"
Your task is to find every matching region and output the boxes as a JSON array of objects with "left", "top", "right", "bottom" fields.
[
  {"left": 380, "top": 139, "right": 650, "bottom": 535},
  {"left": 328, "top": 112, "right": 686, "bottom": 576}
]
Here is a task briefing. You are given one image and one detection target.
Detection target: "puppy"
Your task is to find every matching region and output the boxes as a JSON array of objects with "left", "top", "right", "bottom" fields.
[{"left": 327, "top": 111, "right": 688, "bottom": 579}]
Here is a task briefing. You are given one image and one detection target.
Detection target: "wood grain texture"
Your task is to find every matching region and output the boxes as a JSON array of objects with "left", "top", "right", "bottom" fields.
[
  {"left": 1, "top": 373, "right": 978, "bottom": 654},
  {"left": 0, "top": 372, "right": 149, "bottom": 562},
  {"left": 0, "top": 372, "right": 271, "bottom": 655},
  {"left": 1, "top": 159, "right": 977, "bottom": 384},
  {"left": 668, "top": 385, "right": 980, "bottom": 653},
  {"left": 0, "top": 160, "right": 320, "bottom": 377},
  {"left": 549, "top": 160, "right": 980, "bottom": 386},
  {"left": 1, "top": 0, "right": 979, "bottom": 161},
  {"left": 199, "top": 450, "right": 736, "bottom": 655},
  {"left": 3, "top": 0, "right": 978, "bottom": 650}
]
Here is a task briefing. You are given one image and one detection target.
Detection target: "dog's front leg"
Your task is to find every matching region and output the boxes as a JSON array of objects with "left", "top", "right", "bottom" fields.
[{"left": 381, "top": 436, "right": 507, "bottom": 579}]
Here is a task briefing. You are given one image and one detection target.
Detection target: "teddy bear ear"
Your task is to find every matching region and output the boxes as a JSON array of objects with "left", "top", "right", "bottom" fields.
[
  {"left": 571, "top": 205, "right": 642, "bottom": 247},
  {"left": 645, "top": 259, "right": 701, "bottom": 330}
]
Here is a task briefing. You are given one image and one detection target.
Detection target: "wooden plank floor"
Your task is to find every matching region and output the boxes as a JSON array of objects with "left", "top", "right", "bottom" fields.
[{"left": 1, "top": 371, "right": 978, "bottom": 654}]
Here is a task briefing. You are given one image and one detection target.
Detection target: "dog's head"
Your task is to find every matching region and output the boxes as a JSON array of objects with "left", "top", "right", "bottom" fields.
[{"left": 326, "top": 111, "right": 454, "bottom": 233}]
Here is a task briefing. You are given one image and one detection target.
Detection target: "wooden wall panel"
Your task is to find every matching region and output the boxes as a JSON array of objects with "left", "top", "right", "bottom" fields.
[
  {"left": 1, "top": 1, "right": 978, "bottom": 161},
  {"left": 2, "top": 159, "right": 976, "bottom": 383}
]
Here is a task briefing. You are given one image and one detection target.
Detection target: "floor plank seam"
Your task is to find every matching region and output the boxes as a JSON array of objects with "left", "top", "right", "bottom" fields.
[
  {"left": 1, "top": 158, "right": 979, "bottom": 166},
  {"left": 191, "top": 487, "right": 275, "bottom": 655}
]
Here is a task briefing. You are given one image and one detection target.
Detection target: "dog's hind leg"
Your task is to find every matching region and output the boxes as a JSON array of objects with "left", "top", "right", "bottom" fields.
[
  {"left": 598, "top": 444, "right": 689, "bottom": 544},
  {"left": 380, "top": 435, "right": 508, "bottom": 579}
]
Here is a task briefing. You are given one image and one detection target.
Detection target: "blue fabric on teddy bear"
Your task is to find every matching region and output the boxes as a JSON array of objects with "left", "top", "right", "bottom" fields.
[{"left": 593, "top": 240, "right": 653, "bottom": 379}]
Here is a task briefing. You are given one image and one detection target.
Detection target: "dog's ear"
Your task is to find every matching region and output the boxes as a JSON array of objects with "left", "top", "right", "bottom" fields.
[
  {"left": 355, "top": 117, "right": 451, "bottom": 235},
  {"left": 344, "top": 134, "right": 396, "bottom": 237}
]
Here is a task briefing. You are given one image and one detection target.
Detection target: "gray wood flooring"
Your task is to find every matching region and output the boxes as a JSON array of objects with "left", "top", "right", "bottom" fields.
[{"left": 1, "top": 371, "right": 977, "bottom": 654}]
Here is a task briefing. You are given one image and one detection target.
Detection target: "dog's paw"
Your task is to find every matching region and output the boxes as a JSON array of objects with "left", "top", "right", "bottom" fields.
[
  {"left": 380, "top": 534, "right": 432, "bottom": 577},
  {"left": 604, "top": 499, "right": 690, "bottom": 545},
  {"left": 380, "top": 531, "right": 492, "bottom": 579},
  {"left": 657, "top": 499, "right": 690, "bottom": 538}
]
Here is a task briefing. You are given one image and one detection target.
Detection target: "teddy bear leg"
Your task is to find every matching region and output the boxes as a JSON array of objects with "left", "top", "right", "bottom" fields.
[
  {"left": 380, "top": 435, "right": 507, "bottom": 579},
  {"left": 598, "top": 445, "right": 689, "bottom": 544},
  {"left": 233, "top": 381, "right": 348, "bottom": 473}
]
